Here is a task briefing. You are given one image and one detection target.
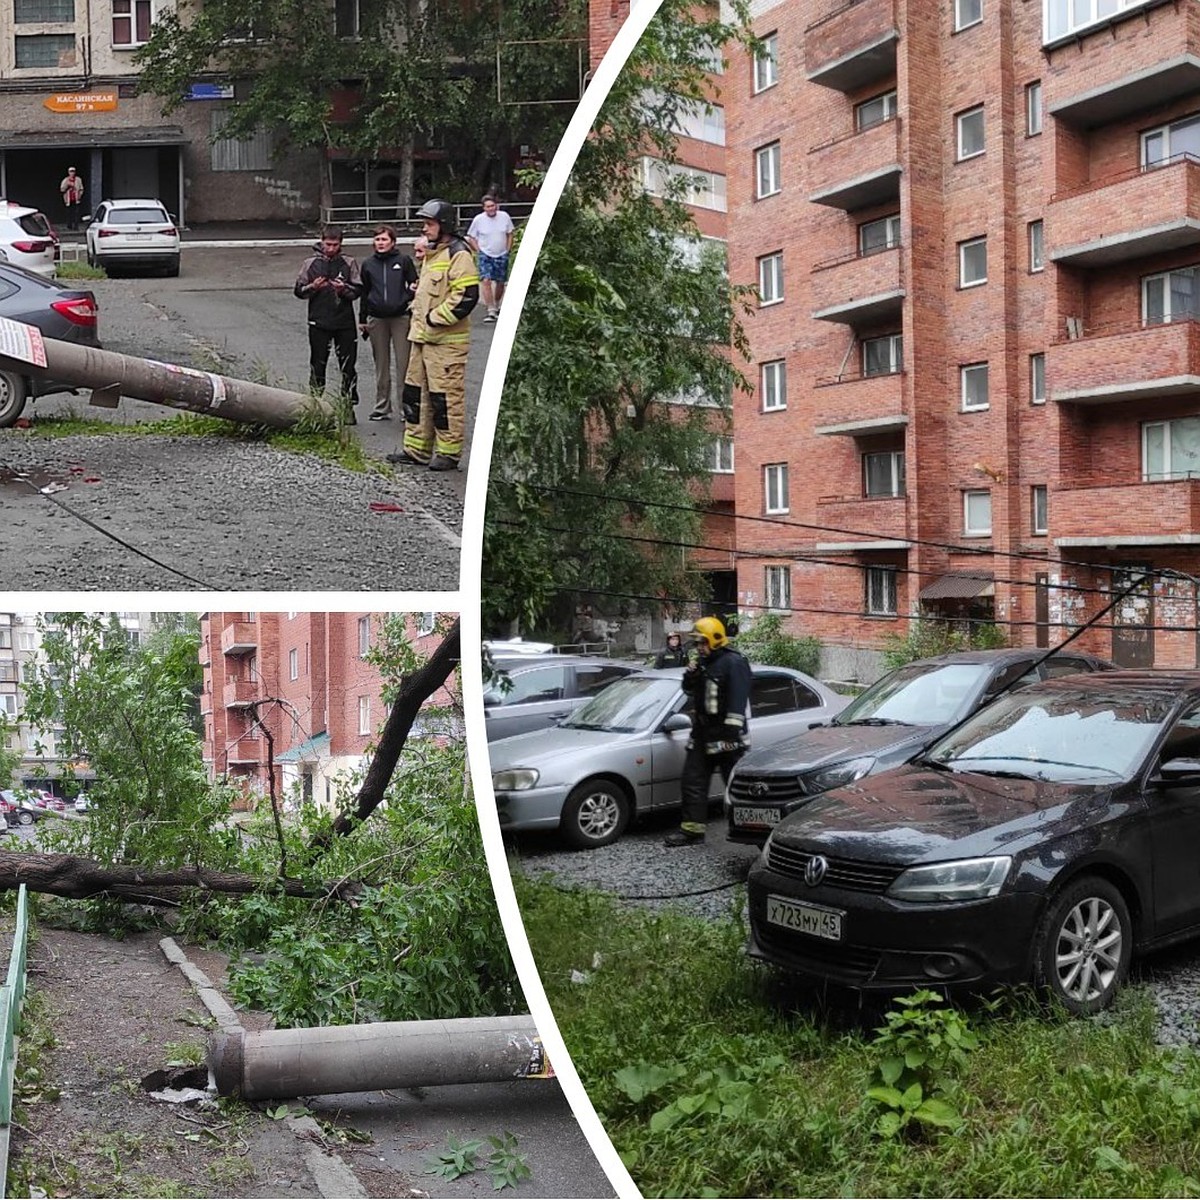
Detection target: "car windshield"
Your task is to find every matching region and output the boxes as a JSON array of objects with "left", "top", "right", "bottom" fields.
[
  {"left": 561, "top": 675, "right": 676, "bottom": 733},
  {"left": 109, "top": 208, "right": 167, "bottom": 224},
  {"left": 925, "top": 682, "right": 1176, "bottom": 782},
  {"left": 835, "top": 662, "right": 991, "bottom": 727}
]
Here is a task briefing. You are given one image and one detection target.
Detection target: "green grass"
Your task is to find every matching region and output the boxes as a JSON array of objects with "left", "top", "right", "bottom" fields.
[
  {"left": 55, "top": 261, "right": 107, "bottom": 281},
  {"left": 517, "top": 875, "right": 1200, "bottom": 1198}
]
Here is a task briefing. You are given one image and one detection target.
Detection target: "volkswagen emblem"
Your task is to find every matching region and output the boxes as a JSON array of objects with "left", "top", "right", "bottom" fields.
[
  {"left": 804, "top": 855, "right": 828, "bottom": 887},
  {"left": 747, "top": 781, "right": 770, "bottom": 797}
]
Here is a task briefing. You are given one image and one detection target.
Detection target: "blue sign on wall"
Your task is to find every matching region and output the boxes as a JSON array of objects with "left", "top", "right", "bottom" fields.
[{"left": 186, "top": 83, "right": 234, "bottom": 101}]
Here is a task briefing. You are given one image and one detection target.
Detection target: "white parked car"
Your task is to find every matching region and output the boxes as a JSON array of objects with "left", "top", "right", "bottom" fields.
[
  {"left": 0, "top": 201, "right": 58, "bottom": 277},
  {"left": 86, "top": 198, "right": 180, "bottom": 276}
]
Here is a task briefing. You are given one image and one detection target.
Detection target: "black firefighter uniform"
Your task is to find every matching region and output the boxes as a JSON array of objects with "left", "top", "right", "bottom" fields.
[{"left": 402, "top": 236, "right": 480, "bottom": 464}]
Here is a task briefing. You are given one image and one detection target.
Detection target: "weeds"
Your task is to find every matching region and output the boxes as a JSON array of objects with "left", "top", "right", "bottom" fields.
[{"left": 424, "top": 1132, "right": 532, "bottom": 1189}]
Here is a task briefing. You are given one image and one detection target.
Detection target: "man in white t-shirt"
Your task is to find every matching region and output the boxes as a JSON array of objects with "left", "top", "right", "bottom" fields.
[{"left": 465, "top": 195, "right": 515, "bottom": 322}]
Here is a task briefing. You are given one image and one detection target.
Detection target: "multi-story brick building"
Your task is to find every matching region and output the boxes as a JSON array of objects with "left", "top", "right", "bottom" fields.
[
  {"left": 200, "top": 611, "right": 454, "bottom": 809},
  {"left": 725, "top": 0, "right": 1200, "bottom": 674}
]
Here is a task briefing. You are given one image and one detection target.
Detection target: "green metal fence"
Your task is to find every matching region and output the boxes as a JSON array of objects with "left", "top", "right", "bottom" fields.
[{"left": 0, "top": 886, "right": 31, "bottom": 1198}]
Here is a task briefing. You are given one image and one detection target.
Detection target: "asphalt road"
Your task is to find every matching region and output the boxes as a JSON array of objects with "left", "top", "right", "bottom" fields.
[{"left": 0, "top": 244, "right": 491, "bottom": 590}]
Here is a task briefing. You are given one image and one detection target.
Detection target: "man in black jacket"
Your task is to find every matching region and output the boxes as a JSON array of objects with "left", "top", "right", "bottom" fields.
[
  {"left": 358, "top": 224, "right": 418, "bottom": 421},
  {"left": 665, "top": 616, "right": 753, "bottom": 847},
  {"left": 294, "top": 227, "right": 363, "bottom": 421}
]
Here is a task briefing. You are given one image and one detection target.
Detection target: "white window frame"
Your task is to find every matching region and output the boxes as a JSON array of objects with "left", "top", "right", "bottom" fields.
[
  {"left": 753, "top": 32, "right": 778, "bottom": 94},
  {"left": 1143, "top": 417, "right": 1200, "bottom": 481},
  {"left": 764, "top": 565, "right": 791, "bottom": 612},
  {"left": 865, "top": 566, "right": 898, "bottom": 616},
  {"left": 859, "top": 213, "right": 901, "bottom": 257},
  {"left": 956, "top": 106, "right": 985, "bottom": 160},
  {"left": 758, "top": 252, "right": 784, "bottom": 305},
  {"left": 761, "top": 360, "right": 787, "bottom": 411},
  {"left": 863, "top": 450, "right": 905, "bottom": 498},
  {"left": 959, "top": 236, "right": 988, "bottom": 287},
  {"left": 358, "top": 695, "right": 371, "bottom": 736},
  {"left": 641, "top": 157, "right": 727, "bottom": 212},
  {"left": 764, "top": 463, "right": 789, "bottom": 514},
  {"left": 755, "top": 141, "right": 781, "bottom": 199},
  {"left": 955, "top": 0, "right": 983, "bottom": 31},
  {"left": 335, "top": 0, "right": 360, "bottom": 38},
  {"left": 288, "top": 647, "right": 298, "bottom": 681},
  {"left": 1030, "top": 352, "right": 1046, "bottom": 404},
  {"left": 862, "top": 332, "right": 903, "bottom": 377},
  {"left": 0, "top": 695, "right": 16, "bottom": 719},
  {"left": 417, "top": 612, "right": 437, "bottom": 636},
  {"left": 706, "top": 437, "right": 735, "bottom": 473},
  {"left": 1045, "top": 0, "right": 1160, "bottom": 46},
  {"left": 111, "top": 0, "right": 151, "bottom": 47},
  {"left": 961, "top": 362, "right": 990, "bottom": 411},
  {"left": 855, "top": 89, "right": 897, "bottom": 132},
  {"left": 963, "top": 490, "right": 993, "bottom": 536},
  {"left": 358, "top": 616, "right": 370, "bottom": 658},
  {"left": 1142, "top": 112, "right": 1200, "bottom": 169},
  {"left": 1031, "top": 485, "right": 1048, "bottom": 535},
  {"left": 1142, "top": 266, "right": 1200, "bottom": 325},
  {"left": 1026, "top": 80, "right": 1043, "bottom": 135},
  {"left": 1028, "top": 219, "right": 1044, "bottom": 272}
]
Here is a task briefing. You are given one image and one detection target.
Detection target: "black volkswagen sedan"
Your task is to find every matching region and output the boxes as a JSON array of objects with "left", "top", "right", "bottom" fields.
[{"left": 747, "top": 671, "right": 1200, "bottom": 1015}]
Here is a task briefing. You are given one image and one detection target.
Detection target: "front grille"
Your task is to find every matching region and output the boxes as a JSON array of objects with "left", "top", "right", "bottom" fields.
[
  {"left": 755, "top": 923, "right": 882, "bottom": 979},
  {"left": 728, "top": 773, "right": 805, "bottom": 804},
  {"left": 766, "top": 841, "right": 904, "bottom": 894}
]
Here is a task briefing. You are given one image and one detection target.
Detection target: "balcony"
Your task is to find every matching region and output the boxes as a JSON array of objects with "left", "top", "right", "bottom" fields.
[
  {"left": 805, "top": 0, "right": 898, "bottom": 92},
  {"left": 227, "top": 737, "right": 263, "bottom": 764},
  {"left": 223, "top": 677, "right": 259, "bottom": 708},
  {"left": 221, "top": 620, "right": 258, "bottom": 655},
  {"left": 813, "top": 369, "right": 907, "bottom": 435},
  {"left": 814, "top": 493, "right": 909, "bottom": 552},
  {"left": 809, "top": 120, "right": 901, "bottom": 211},
  {"left": 811, "top": 245, "right": 904, "bottom": 323},
  {"left": 1053, "top": 479, "right": 1200, "bottom": 547},
  {"left": 1049, "top": 156, "right": 1200, "bottom": 268},
  {"left": 1048, "top": 319, "right": 1200, "bottom": 405}
]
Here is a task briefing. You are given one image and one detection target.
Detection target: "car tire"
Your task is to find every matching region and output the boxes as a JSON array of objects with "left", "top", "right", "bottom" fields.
[
  {"left": 86, "top": 243, "right": 96, "bottom": 268},
  {"left": 560, "top": 779, "right": 630, "bottom": 850},
  {"left": 1034, "top": 875, "right": 1132, "bottom": 1016},
  {"left": 16, "top": 810, "right": 34, "bottom": 827},
  {"left": 0, "top": 368, "right": 28, "bottom": 428}
]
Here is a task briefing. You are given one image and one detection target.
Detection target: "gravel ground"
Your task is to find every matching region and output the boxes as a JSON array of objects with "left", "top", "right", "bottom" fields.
[{"left": 0, "top": 433, "right": 460, "bottom": 590}]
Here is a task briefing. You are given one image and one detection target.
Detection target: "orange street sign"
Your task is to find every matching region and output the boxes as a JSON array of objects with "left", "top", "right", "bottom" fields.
[{"left": 43, "top": 91, "right": 118, "bottom": 113}]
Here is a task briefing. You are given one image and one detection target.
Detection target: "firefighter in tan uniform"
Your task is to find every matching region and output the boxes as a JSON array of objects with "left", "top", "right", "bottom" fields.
[{"left": 387, "top": 199, "right": 480, "bottom": 471}]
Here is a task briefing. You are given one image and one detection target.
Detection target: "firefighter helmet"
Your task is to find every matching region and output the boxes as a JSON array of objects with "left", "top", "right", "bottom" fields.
[
  {"left": 692, "top": 616, "right": 728, "bottom": 651},
  {"left": 416, "top": 198, "right": 457, "bottom": 238}
]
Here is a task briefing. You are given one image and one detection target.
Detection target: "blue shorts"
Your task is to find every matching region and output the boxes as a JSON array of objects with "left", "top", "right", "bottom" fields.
[{"left": 478, "top": 253, "right": 509, "bottom": 282}]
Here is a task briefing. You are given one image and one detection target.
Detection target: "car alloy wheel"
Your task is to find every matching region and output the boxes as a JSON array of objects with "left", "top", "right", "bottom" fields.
[
  {"left": 0, "top": 368, "right": 28, "bottom": 428},
  {"left": 561, "top": 779, "right": 629, "bottom": 850},
  {"left": 1036, "top": 875, "right": 1131, "bottom": 1016},
  {"left": 16, "top": 810, "right": 34, "bottom": 827}
]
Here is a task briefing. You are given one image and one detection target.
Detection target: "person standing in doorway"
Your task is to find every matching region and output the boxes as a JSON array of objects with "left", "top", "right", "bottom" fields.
[
  {"left": 293, "top": 227, "right": 362, "bottom": 422},
  {"left": 59, "top": 167, "right": 85, "bottom": 231},
  {"left": 465, "top": 195, "right": 514, "bottom": 322},
  {"left": 358, "top": 224, "right": 418, "bottom": 421}
]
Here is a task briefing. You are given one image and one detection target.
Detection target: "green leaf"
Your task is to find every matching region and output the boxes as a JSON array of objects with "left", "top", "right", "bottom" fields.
[
  {"left": 879, "top": 1056, "right": 905, "bottom": 1086},
  {"left": 613, "top": 1062, "right": 685, "bottom": 1103},
  {"left": 914, "top": 1098, "right": 962, "bottom": 1128}
]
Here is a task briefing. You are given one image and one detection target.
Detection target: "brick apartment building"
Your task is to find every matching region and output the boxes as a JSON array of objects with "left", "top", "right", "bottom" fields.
[
  {"left": 724, "top": 0, "right": 1200, "bottom": 673},
  {"left": 200, "top": 611, "right": 453, "bottom": 809}
]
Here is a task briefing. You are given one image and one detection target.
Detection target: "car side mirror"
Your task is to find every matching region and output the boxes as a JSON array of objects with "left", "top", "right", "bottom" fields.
[
  {"left": 1154, "top": 757, "right": 1200, "bottom": 785},
  {"left": 482, "top": 693, "right": 500, "bottom": 708},
  {"left": 661, "top": 713, "right": 692, "bottom": 733}
]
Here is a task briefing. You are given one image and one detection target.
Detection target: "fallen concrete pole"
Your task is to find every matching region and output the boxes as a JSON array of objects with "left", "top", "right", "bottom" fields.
[
  {"left": 0, "top": 335, "right": 330, "bottom": 430},
  {"left": 209, "top": 1016, "right": 553, "bottom": 1100}
]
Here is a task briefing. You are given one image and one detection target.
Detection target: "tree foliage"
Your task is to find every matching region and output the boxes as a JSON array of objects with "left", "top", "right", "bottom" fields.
[{"left": 482, "top": 0, "right": 753, "bottom": 634}]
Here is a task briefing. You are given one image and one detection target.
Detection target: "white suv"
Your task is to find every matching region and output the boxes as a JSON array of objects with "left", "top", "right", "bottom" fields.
[
  {"left": 86, "top": 198, "right": 181, "bottom": 276},
  {"left": 0, "top": 201, "right": 58, "bottom": 277}
]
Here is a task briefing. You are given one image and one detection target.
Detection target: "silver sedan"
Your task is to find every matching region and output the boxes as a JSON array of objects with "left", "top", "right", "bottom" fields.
[{"left": 490, "top": 665, "right": 848, "bottom": 849}]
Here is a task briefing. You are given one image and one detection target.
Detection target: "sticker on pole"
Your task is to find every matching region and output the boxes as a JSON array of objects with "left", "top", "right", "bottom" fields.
[{"left": 0, "top": 318, "right": 47, "bottom": 368}]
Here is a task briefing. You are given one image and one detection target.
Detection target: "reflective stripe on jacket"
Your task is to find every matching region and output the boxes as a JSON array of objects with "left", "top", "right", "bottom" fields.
[{"left": 409, "top": 236, "right": 479, "bottom": 346}]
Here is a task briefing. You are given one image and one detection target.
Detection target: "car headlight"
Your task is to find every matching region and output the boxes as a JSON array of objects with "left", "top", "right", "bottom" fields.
[
  {"left": 492, "top": 768, "right": 540, "bottom": 792},
  {"left": 805, "top": 757, "right": 875, "bottom": 794},
  {"left": 886, "top": 856, "right": 1011, "bottom": 902}
]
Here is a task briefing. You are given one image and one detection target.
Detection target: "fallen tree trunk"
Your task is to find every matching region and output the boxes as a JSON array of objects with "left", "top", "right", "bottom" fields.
[{"left": 0, "top": 851, "right": 356, "bottom": 904}]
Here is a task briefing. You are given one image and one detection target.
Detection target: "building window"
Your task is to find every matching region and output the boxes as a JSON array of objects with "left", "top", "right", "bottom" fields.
[
  {"left": 211, "top": 110, "right": 273, "bottom": 172},
  {"left": 417, "top": 612, "right": 437, "bottom": 635},
  {"left": 1143, "top": 266, "right": 1200, "bottom": 325},
  {"left": 764, "top": 565, "right": 791, "bottom": 611},
  {"left": 112, "top": 0, "right": 152, "bottom": 46},
  {"left": 1143, "top": 417, "right": 1200, "bottom": 480},
  {"left": 1046, "top": 0, "right": 1161, "bottom": 45},
  {"left": 357, "top": 616, "right": 370, "bottom": 657},
  {"left": 14, "top": 33, "right": 75, "bottom": 66},
  {"left": 855, "top": 89, "right": 897, "bottom": 132},
  {"left": 764, "top": 463, "right": 789, "bottom": 514},
  {"left": 865, "top": 567, "right": 898, "bottom": 616},
  {"left": 959, "top": 236, "right": 988, "bottom": 287},
  {"left": 668, "top": 96, "right": 725, "bottom": 145},
  {"left": 1026, "top": 80, "right": 1043, "bottom": 135},
  {"left": 288, "top": 648, "right": 298, "bottom": 680},
  {"left": 955, "top": 0, "right": 982, "bottom": 30},
  {"left": 706, "top": 437, "right": 735, "bottom": 473},
  {"left": 758, "top": 252, "right": 783, "bottom": 305},
  {"left": 963, "top": 490, "right": 993, "bottom": 536},
  {"left": 1, "top": 695, "right": 16, "bottom": 719},
  {"left": 961, "top": 362, "right": 990, "bottom": 411},
  {"left": 956, "top": 106, "right": 985, "bottom": 159},
  {"left": 1030, "top": 352, "right": 1046, "bottom": 404},
  {"left": 335, "top": 0, "right": 359, "bottom": 37},
  {"left": 358, "top": 695, "right": 371, "bottom": 735},
  {"left": 1028, "top": 219, "right": 1044, "bottom": 272},
  {"left": 863, "top": 332, "right": 903, "bottom": 377},
  {"left": 0, "top": 662, "right": 16, "bottom": 683},
  {"left": 1032, "top": 485, "right": 1048, "bottom": 535},
  {"left": 753, "top": 32, "right": 778, "bottom": 93},
  {"left": 1143, "top": 112, "right": 1200, "bottom": 169},
  {"left": 859, "top": 213, "right": 901, "bottom": 256},
  {"left": 755, "top": 142, "right": 781, "bottom": 199},
  {"left": 641, "top": 158, "right": 727, "bottom": 212},
  {"left": 761, "top": 360, "right": 787, "bottom": 411},
  {"left": 15, "top": 0, "right": 73, "bottom": 19},
  {"left": 864, "top": 450, "right": 905, "bottom": 497}
]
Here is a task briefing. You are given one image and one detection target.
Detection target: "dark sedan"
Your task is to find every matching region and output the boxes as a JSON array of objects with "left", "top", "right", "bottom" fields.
[
  {"left": 0, "top": 260, "right": 100, "bottom": 427},
  {"left": 726, "top": 647, "right": 1113, "bottom": 844},
  {"left": 747, "top": 670, "right": 1200, "bottom": 1015}
]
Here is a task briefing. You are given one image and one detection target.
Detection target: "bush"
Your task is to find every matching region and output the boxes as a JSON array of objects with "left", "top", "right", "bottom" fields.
[
  {"left": 880, "top": 619, "right": 1007, "bottom": 671},
  {"left": 736, "top": 613, "right": 821, "bottom": 676}
]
